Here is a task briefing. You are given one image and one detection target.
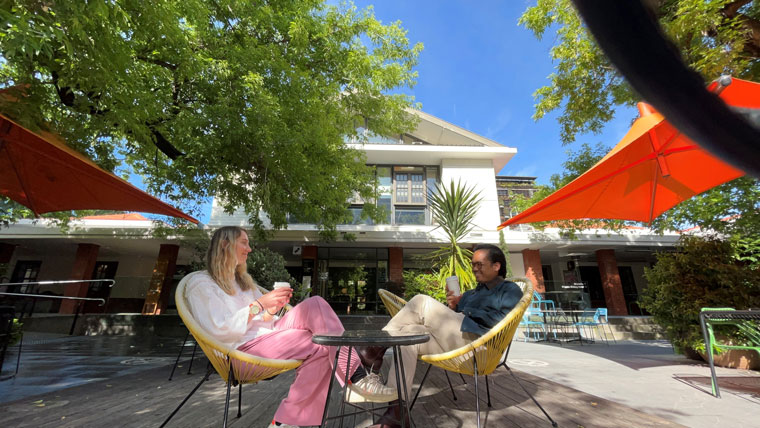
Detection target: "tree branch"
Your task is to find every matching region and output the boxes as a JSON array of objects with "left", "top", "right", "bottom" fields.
[{"left": 135, "top": 55, "right": 179, "bottom": 71}]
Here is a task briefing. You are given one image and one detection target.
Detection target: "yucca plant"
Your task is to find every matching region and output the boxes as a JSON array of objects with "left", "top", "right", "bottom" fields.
[{"left": 428, "top": 179, "right": 483, "bottom": 292}]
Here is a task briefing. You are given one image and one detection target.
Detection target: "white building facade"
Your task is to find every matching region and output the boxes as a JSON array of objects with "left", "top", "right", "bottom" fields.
[{"left": 0, "top": 109, "right": 680, "bottom": 316}]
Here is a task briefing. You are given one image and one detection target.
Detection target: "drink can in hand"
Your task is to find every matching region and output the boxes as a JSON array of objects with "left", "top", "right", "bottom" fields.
[{"left": 445, "top": 276, "right": 461, "bottom": 296}]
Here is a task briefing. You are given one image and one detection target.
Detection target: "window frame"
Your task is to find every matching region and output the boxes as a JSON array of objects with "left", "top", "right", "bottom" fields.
[{"left": 392, "top": 166, "right": 427, "bottom": 206}]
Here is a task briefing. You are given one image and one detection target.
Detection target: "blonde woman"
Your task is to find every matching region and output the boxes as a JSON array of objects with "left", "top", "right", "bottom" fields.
[{"left": 184, "top": 226, "right": 395, "bottom": 428}]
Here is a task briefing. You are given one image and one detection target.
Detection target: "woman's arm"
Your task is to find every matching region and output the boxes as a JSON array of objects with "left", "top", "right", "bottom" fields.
[
  {"left": 256, "top": 288, "right": 292, "bottom": 314},
  {"left": 186, "top": 279, "right": 250, "bottom": 343}
]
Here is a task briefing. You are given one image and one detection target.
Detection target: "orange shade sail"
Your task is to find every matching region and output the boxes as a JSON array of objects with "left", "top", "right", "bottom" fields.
[
  {"left": 497, "top": 77, "right": 755, "bottom": 229},
  {"left": 0, "top": 112, "right": 198, "bottom": 223}
]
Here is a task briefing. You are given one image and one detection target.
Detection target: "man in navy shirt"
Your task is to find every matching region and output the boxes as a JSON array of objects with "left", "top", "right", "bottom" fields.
[{"left": 360, "top": 244, "right": 523, "bottom": 428}]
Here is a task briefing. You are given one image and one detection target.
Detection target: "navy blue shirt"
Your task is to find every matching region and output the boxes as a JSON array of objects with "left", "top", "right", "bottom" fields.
[{"left": 456, "top": 279, "right": 523, "bottom": 335}]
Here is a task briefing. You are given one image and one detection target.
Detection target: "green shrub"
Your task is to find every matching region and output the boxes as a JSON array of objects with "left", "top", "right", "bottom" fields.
[
  {"left": 247, "top": 247, "right": 310, "bottom": 303},
  {"left": 640, "top": 235, "right": 760, "bottom": 353},
  {"left": 10, "top": 318, "right": 23, "bottom": 346},
  {"left": 402, "top": 270, "right": 446, "bottom": 303}
]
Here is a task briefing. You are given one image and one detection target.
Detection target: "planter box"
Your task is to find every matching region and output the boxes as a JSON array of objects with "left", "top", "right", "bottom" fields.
[{"left": 699, "top": 349, "right": 760, "bottom": 370}]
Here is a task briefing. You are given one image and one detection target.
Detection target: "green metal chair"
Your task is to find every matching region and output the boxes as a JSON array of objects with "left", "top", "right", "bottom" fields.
[{"left": 699, "top": 307, "right": 760, "bottom": 398}]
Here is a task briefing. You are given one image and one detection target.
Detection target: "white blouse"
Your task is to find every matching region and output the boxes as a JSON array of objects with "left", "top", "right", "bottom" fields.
[{"left": 184, "top": 271, "right": 276, "bottom": 349}]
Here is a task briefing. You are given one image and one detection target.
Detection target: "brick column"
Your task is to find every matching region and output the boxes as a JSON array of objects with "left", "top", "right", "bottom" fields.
[
  {"left": 154, "top": 244, "right": 181, "bottom": 314},
  {"left": 142, "top": 244, "right": 180, "bottom": 315},
  {"left": 596, "top": 249, "right": 627, "bottom": 315},
  {"left": 60, "top": 243, "right": 99, "bottom": 314},
  {"left": 521, "top": 249, "right": 545, "bottom": 294},
  {"left": 389, "top": 247, "right": 403, "bottom": 284}
]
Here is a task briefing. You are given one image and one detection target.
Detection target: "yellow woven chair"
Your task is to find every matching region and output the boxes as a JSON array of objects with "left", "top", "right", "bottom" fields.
[
  {"left": 378, "top": 277, "right": 557, "bottom": 428},
  {"left": 161, "top": 272, "right": 303, "bottom": 428}
]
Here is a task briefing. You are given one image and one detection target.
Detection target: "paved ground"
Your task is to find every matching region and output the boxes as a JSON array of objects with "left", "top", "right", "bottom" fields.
[
  {"left": 0, "top": 333, "right": 758, "bottom": 427},
  {"left": 508, "top": 339, "right": 760, "bottom": 428},
  {"left": 0, "top": 333, "right": 190, "bottom": 403}
]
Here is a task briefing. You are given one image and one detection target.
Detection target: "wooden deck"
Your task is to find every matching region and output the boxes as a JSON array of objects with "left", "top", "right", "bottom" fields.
[{"left": 0, "top": 358, "right": 685, "bottom": 428}]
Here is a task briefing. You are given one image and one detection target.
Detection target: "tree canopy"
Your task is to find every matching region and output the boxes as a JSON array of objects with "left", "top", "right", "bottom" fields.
[
  {"left": 0, "top": 0, "right": 422, "bottom": 237},
  {"left": 518, "top": 0, "right": 760, "bottom": 237}
]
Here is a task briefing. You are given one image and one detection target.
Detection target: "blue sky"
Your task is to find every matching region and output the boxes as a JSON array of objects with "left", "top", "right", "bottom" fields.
[{"left": 352, "top": 0, "right": 637, "bottom": 181}]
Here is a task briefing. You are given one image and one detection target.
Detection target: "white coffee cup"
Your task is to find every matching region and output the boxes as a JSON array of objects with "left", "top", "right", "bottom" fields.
[
  {"left": 445, "top": 276, "right": 461, "bottom": 296},
  {"left": 273, "top": 282, "right": 291, "bottom": 290}
]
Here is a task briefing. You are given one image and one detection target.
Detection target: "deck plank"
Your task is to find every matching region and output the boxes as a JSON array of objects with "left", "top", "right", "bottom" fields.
[{"left": 0, "top": 358, "right": 685, "bottom": 428}]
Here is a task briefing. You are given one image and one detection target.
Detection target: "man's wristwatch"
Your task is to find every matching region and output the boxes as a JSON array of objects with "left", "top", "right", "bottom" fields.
[{"left": 249, "top": 301, "right": 263, "bottom": 316}]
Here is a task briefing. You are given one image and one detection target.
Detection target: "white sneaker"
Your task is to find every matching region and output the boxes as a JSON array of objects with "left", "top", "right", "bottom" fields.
[
  {"left": 346, "top": 373, "right": 398, "bottom": 403},
  {"left": 267, "top": 421, "right": 300, "bottom": 428}
]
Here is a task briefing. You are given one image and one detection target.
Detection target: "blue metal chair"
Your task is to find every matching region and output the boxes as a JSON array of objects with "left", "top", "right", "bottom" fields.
[
  {"left": 519, "top": 307, "right": 559, "bottom": 342},
  {"left": 532, "top": 291, "right": 556, "bottom": 311},
  {"left": 519, "top": 309, "right": 545, "bottom": 342},
  {"left": 573, "top": 308, "right": 614, "bottom": 344}
]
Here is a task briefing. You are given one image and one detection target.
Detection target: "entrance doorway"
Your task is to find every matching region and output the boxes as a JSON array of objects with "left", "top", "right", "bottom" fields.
[
  {"left": 579, "top": 266, "right": 605, "bottom": 308},
  {"left": 325, "top": 266, "right": 379, "bottom": 314},
  {"left": 618, "top": 266, "right": 642, "bottom": 315}
]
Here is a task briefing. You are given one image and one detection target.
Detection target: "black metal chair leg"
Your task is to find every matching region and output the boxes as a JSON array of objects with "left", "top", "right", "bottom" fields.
[
  {"left": 459, "top": 373, "right": 467, "bottom": 384},
  {"left": 223, "top": 365, "right": 233, "bottom": 428},
  {"left": 485, "top": 375, "right": 492, "bottom": 407},
  {"left": 187, "top": 341, "right": 198, "bottom": 374},
  {"left": 339, "top": 346, "right": 353, "bottom": 428},
  {"left": 160, "top": 366, "right": 214, "bottom": 427},
  {"left": 395, "top": 345, "right": 414, "bottom": 428},
  {"left": 410, "top": 364, "right": 432, "bottom": 410},
  {"left": 443, "top": 371, "right": 457, "bottom": 401},
  {"left": 237, "top": 383, "right": 242, "bottom": 418},
  {"left": 473, "top": 358, "right": 481, "bottom": 428},
  {"left": 169, "top": 330, "right": 190, "bottom": 381},
  {"left": 503, "top": 364, "right": 558, "bottom": 427},
  {"left": 320, "top": 347, "right": 342, "bottom": 427},
  {"left": 606, "top": 323, "right": 617, "bottom": 344}
]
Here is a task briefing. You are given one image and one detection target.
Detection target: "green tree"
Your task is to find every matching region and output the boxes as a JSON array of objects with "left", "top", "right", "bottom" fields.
[
  {"left": 0, "top": 1, "right": 422, "bottom": 236},
  {"left": 519, "top": 0, "right": 760, "bottom": 237},
  {"left": 428, "top": 179, "right": 483, "bottom": 291},
  {"left": 639, "top": 234, "right": 760, "bottom": 353},
  {"left": 247, "top": 247, "right": 293, "bottom": 290}
]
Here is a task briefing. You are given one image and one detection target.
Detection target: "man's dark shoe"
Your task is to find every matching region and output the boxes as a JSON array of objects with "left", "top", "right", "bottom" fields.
[{"left": 357, "top": 346, "right": 387, "bottom": 373}]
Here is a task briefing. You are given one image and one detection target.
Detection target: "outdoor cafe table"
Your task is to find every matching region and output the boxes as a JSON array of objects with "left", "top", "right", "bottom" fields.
[
  {"left": 313, "top": 330, "right": 429, "bottom": 428},
  {"left": 540, "top": 309, "right": 595, "bottom": 345},
  {"left": 543, "top": 290, "right": 591, "bottom": 310}
]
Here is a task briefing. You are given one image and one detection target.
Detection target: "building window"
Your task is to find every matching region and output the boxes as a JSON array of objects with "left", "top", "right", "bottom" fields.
[
  {"left": 10, "top": 260, "right": 41, "bottom": 293},
  {"left": 395, "top": 207, "right": 426, "bottom": 225},
  {"left": 334, "top": 165, "right": 439, "bottom": 226},
  {"left": 89, "top": 261, "right": 118, "bottom": 294},
  {"left": 348, "top": 205, "right": 374, "bottom": 225},
  {"left": 377, "top": 166, "right": 392, "bottom": 224},
  {"left": 393, "top": 166, "right": 426, "bottom": 205}
]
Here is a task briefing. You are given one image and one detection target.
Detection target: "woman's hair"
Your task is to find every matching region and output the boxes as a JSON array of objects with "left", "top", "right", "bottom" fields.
[{"left": 206, "top": 226, "right": 255, "bottom": 294}]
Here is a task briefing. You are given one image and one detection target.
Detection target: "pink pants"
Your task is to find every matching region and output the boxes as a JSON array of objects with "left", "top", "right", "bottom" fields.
[{"left": 237, "top": 296, "right": 360, "bottom": 426}]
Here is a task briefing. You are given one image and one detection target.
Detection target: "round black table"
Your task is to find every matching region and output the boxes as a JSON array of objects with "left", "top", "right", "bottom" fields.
[{"left": 313, "top": 330, "right": 429, "bottom": 428}]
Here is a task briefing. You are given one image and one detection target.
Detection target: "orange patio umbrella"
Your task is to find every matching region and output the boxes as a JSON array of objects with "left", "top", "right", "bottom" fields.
[
  {"left": 497, "top": 77, "right": 754, "bottom": 228},
  {"left": 0, "top": 112, "right": 198, "bottom": 223}
]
